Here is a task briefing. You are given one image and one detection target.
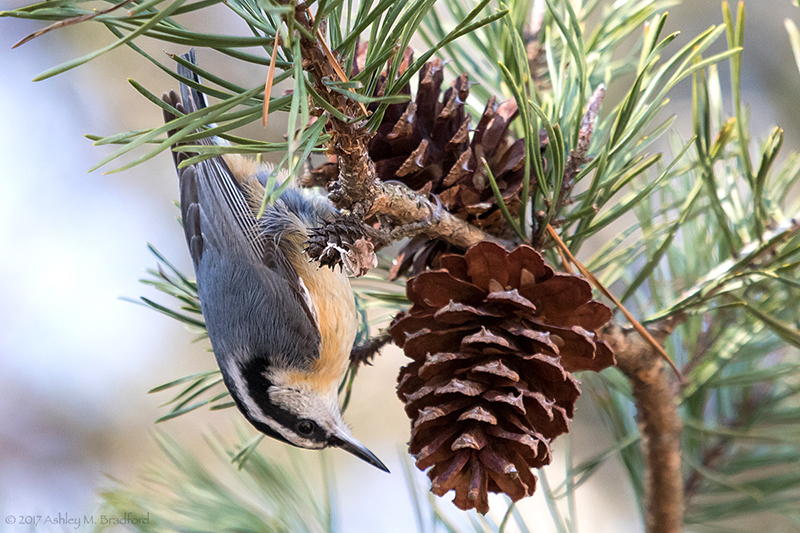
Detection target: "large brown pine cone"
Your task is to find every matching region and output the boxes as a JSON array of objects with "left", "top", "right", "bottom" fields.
[
  {"left": 365, "top": 61, "right": 526, "bottom": 231},
  {"left": 390, "top": 242, "right": 615, "bottom": 513}
]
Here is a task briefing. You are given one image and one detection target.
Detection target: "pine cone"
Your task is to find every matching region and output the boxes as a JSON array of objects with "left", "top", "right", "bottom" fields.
[
  {"left": 391, "top": 242, "right": 615, "bottom": 513},
  {"left": 307, "top": 46, "right": 541, "bottom": 277},
  {"left": 305, "top": 213, "right": 376, "bottom": 275}
]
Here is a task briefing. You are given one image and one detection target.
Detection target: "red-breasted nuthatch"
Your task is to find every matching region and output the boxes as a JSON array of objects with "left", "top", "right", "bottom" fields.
[{"left": 162, "top": 50, "right": 388, "bottom": 472}]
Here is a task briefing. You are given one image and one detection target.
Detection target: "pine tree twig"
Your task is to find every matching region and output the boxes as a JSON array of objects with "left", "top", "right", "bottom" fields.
[
  {"left": 558, "top": 84, "right": 604, "bottom": 212},
  {"left": 597, "top": 317, "right": 685, "bottom": 533},
  {"left": 350, "top": 331, "right": 393, "bottom": 367},
  {"left": 289, "top": 3, "right": 381, "bottom": 214},
  {"left": 365, "top": 181, "right": 514, "bottom": 249},
  {"left": 545, "top": 224, "right": 683, "bottom": 379},
  {"left": 305, "top": 9, "right": 369, "bottom": 117}
]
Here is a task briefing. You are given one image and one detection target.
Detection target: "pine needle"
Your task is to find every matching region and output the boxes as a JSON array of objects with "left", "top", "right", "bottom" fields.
[
  {"left": 263, "top": 31, "right": 281, "bottom": 127},
  {"left": 555, "top": 244, "right": 574, "bottom": 274},
  {"left": 12, "top": 0, "right": 135, "bottom": 49},
  {"left": 546, "top": 224, "right": 683, "bottom": 380}
]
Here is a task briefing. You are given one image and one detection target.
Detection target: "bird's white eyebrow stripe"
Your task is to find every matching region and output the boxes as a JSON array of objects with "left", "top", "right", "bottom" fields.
[{"left": 223, "top": 358, "right": 302, "bottom": 443}]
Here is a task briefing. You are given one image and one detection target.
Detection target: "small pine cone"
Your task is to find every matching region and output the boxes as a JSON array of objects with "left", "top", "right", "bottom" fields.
[
  {"left": 391, "top": 242, "right": 615, "bottom": 514},
  {"left": 305, "top": 214, "right": 375, "bottom": 274}
]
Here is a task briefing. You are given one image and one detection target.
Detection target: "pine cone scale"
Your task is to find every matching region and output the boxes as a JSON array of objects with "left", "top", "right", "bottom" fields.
[
  {"left": 405, "top": 270, "right": 487, "bottom": 307},
  {"left": 431, "top": 449, "right": 471, "bottom": 493}
]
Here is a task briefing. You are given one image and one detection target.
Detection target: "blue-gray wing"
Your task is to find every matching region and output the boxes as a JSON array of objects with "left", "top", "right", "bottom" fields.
[
  {"left": 163, "top": 50, "right": 322, "bottom": 370},
  {"left": 168, "top": 48, "right": 264, "bottom": 265}
]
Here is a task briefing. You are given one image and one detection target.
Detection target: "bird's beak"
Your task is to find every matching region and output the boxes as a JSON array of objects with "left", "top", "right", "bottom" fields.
[{"left": 330, "top": 430, "right": 390, "bottom": 473}]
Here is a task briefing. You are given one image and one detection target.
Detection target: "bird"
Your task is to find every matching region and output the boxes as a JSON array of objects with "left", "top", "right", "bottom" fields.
[{"left": 161, "top": 49, "right": 388, "bottom": 473}]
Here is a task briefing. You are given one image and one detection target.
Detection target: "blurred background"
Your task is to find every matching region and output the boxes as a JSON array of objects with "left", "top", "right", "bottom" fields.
[{"left": 1, "top": 0, "right": 800, "bottom": 531}]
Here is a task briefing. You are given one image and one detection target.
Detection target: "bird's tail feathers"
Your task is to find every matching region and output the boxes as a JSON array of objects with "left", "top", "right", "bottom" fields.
[{"left": 176, "top": 48, "right": 208, "bottom": 115}]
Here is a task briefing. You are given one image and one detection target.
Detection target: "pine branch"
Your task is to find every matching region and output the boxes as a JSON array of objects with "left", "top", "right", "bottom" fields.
[
  {"left": 288, "top": 4, "right": 509, "bottom": 252},
  {"left": 599, "top": 318, "right": 685, "bottom": 533}
]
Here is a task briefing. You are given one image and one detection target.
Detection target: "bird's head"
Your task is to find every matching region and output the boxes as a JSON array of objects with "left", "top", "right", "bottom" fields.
[{"left": 223, "top": 358, "right": 389, "bottom": 472}]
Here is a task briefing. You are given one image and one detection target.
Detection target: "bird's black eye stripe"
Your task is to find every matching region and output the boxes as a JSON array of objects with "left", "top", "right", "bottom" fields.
[
  {"left": 296, "top": 420, "right": 316, "bottom": 437},
  {"left": 238, "top": 361, "right": 326, "bottom": 444}
]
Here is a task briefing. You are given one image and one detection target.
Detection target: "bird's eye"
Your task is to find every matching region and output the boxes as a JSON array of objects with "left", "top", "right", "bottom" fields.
[{"left": 296, "top": 420, "right": 316, "bottom": 437}]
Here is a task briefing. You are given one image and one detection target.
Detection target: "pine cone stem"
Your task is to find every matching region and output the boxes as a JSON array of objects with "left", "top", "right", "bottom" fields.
[
  {"left": 369, "top": 182, "right": 514, "bottom": 249},
  {"left": 598, "top": 319, "right": 683, "bottom": 533}
]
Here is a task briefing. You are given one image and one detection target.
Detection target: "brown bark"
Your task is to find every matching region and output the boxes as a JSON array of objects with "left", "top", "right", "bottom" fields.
[
  {"left": 367, "top": 182, "right": 512, "bottom": 248},
  {"left": 598, "top": 319, "right": 684, "bottom": 533}
]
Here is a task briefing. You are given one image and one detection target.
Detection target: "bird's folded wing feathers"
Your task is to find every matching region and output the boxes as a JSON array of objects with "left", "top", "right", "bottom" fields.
[{"left": 163, "top": 49, "right": 320, "bottom": 334}]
